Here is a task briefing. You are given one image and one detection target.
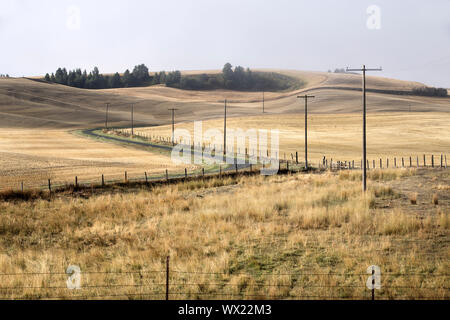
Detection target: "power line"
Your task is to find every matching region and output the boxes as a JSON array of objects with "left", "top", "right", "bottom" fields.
[
  {"left": 223, "top": 99, "right": 227, "bottom": 156},
  {"left": 346, "top": 65, "right": 382, "bottom": 192},
  {"left": 297, "top": 95, "right": 315, "bottom": 170},
  {"left": 168, "top": 108, "right": 178, "bottom": 146},
  {"left": 131, "top": 104, "right": 134, "bottom": 136},
  {"left": 263, "top": 91, "right": 265, "bottom": 113},
  {"left": 105, "top": 102, "right": 110, "bottom": 130}
]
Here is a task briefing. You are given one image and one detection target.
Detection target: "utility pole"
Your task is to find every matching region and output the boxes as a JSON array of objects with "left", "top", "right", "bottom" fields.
[
  {"left": 131, "top": 104, "right": 134, "bottom": 136},
  {"left": 223, "top": 99, "right": 227, "bottom": 156},
  {"left": 262, "top": 91, "right": 265, "bottom": 113},
  {"left": 297, "top": 95, "right": 315, "bottom": 170},
  {"left": 168, "top": 108, "right": 178, "bottom": 146},
  {"left": 346, "top": 65, "right": 382, "bottom": 192},
  {"left": 105, "top": 102, "right": 110, "bottom": 130}
]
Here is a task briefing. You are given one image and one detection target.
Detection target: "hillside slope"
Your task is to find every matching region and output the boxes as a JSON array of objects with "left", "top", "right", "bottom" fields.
[{"left": 0, "top": 70, "right": 448, "bottom": 129}]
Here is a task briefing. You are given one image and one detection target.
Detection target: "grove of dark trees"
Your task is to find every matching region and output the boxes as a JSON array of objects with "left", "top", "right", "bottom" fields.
[
  {"left": 169, "top": 63, "right": 302, "bottom": 91},
  {"left": 412, "top": 86, "right": 447, "bottom": 97},
  {"left": 43, "top": 63, "right": 302, "bottom": 92},
  {"left": 44, "top": 64, "right": 152, "bottom": 89}
]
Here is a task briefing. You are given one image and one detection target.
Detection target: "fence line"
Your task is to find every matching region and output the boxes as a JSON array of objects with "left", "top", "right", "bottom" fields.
[
  {"left": 0, "top": 261, "right": 448, "bottom": 300},
  {"left": 1, "top": 127, "right": 448, "bottom": 192},
  {"left": 1, "top": 151, "right": 448, "bottom": 195}
]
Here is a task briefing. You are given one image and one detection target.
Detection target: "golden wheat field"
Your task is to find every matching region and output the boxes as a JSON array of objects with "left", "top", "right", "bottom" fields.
[
  {"left": 0, "top": 168, "right": 448, "bottom": 299},
  {"left": 0, "top": 129, "right": 191, "bottom": 191},
  {"left": 132, "top": 112, "right": 450, "bottom": 165}
]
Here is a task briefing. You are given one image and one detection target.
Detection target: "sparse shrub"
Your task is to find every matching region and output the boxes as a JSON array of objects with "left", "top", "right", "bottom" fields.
[
  {"left": 409, "top": 193, "right": 417, "bottom": 205},
  {"left": 374, "top": 186, "right": 395, "bottom": 198},
  {"left": 432, "top": 194, "right": 439, "bottom": 205}
]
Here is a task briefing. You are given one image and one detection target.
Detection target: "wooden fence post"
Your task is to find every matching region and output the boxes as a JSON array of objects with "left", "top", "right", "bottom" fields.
[
  {"left": 202, "top": 168, "right": 205, "bottom": 177},
  {"left": 185, "top": 168, "right": 187, "bottom": 178},
  {"left": 441, "top": 154, "right": 443, "bottom": 168},
  {"left": 235, "top": 163, "right": 238, "bottom": 174},
  {"left": 102, "top": 174, "right": 105, "bottom": 187},
  {"left": 21, "top": 182, "right": 24, "bottom": 193},
  {"left": 48, "top": 179, "right": 51, "bottom": 194},
  {"left": 431, "top": 155, "right": 434, "bottom": 168},
  {"left": 402, "top": 157, "right": 404, "bottom": 168},
  {"left": 409, "top": 156, "right": 412, "bottom": 167},
  {"left": 75, "top": 176, "right": 78, "bottom": 188},
  {"left": 125, "top": 171, "right": 128, "bottom": 183},
  {"left": 166, "top": 169, "right": 169, "bottom": 181},
  {"left": 394, "top": 157, "right": 396, "bottom": 168},
  {"left": 380, "top": 158, "right": 382, "bottom": 169},
  {"left": 145, "top": 172, "right": 148, "bottom": 184},
  {"left": 423, "top": 154, "right": 426, "bottom": 167},
  {"left": 416, "top": 156, "right": 419, "bottom": 167},
  {"left": 371, "top": 267, "right": 375, "bottom": 301},
  {"left": 373, "top": 160, "right": 375, "bottom": 169},
  {"left": 387, "top": 158, "right": 389, "bottom": 168},
  {"left": 296, "top": 152, "right": 298, "bottom": 164},
  {"left": 165, "top": 256, "right": 170, "bottom": 301}
]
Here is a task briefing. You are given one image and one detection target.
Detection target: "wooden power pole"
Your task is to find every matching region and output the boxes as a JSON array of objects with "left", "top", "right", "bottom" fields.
[
  {"left": 346, "top": 65, "right": 382, "bottom": 192},
  {"left": 131, "top": 104, "right": 134, "bottom": 136},
  {"left": 168, "top": 108, "right": 178, "bottom": 146},
  {"left": 105, "top": 102, "right": 110, "bottom": 130},
  {"left": 297, "top": 95, "right": 315, "bottom": 170},
  {"left": 262, "top": 91, "right": 265, "bottom": 113},
  {"left": 223, "top": 99, "right": 227, "bottom": 156}
]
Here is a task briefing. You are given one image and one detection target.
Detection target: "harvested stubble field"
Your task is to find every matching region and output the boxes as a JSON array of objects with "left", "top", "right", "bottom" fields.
[
  {"left": 0, "top": 168, "right": 448, "bottom": 299},
  {"left": 0, "top": 71, "right": 448, "bottom": 191},
  {"left": 131, "top": 112, "right": 450, "bottom": 165},
  {"left": 0, "top": 129, "right": 191, "bottom": 191}
]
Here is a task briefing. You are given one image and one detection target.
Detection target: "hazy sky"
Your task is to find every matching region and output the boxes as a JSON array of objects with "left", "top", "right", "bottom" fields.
[{"left": 1, "top": 0, "right": 449, "bottom": 87}]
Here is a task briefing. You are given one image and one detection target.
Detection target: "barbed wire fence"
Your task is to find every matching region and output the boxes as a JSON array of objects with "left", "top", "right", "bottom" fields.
[
  {"left": 0, "top": 259, "right": 448, "bottom": 300},
  {"left": 0, "top": 134, "right": 447, "bottom": 195}
]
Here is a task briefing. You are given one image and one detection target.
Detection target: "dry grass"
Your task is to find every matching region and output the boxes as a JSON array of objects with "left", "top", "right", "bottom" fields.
[
  {"left": 433, "top": 194, "right": 439, "bottom": 205},
  {"left": 0, "top": 169, "right": 448, "bottom": 300},
  {"left": 410, "top": 193, "right": 418, "bottom": 205}
]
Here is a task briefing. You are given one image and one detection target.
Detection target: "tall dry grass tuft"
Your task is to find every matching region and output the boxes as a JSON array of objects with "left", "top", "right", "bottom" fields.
[
  {"left": 409, "top": 193, "right": 418, "bottom": 205},
  {"left": 432, "top": 193, "right": 439, "bottom": 205}
]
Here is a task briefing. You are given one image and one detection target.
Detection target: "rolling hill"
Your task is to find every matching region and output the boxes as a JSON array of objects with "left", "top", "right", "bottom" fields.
[{"left": 0, "top": 70, "right": 448, "bottom": 129}]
